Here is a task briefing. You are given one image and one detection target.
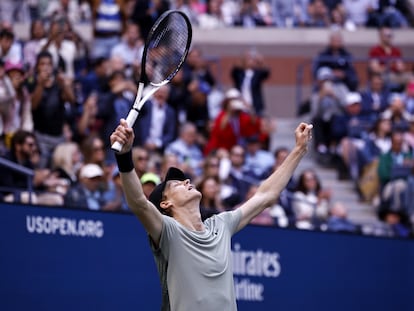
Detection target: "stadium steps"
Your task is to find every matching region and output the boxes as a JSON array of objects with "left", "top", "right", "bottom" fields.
[{"left": 269, "top": 118, "right": 379, "bottom": 225}]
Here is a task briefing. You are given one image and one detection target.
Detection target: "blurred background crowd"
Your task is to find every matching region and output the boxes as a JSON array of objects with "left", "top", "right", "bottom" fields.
[{"left": 0, "top": 0, "right": 414, "bottom": 239}]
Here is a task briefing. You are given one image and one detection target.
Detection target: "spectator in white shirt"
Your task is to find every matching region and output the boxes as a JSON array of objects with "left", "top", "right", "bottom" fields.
[{"left": 110, "top": 22, "right": 144, "bottom": 68}]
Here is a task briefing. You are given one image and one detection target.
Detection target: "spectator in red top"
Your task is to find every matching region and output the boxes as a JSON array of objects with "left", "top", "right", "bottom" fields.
[
  {"left": 204, "top": 88, "right": 268, "bottom": 155},
  {"left": 368, "top": 26, "right": 413, "bottom": 91}
]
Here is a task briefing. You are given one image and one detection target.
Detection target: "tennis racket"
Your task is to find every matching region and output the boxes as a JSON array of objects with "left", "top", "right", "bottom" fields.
[{"left": 111, "top": 10, "right": 192, "bottom": 152}]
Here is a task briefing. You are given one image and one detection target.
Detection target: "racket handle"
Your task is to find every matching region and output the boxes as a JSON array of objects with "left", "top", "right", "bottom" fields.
[{"left": 111, "top": 109, "right": 140, "bottom": 152}]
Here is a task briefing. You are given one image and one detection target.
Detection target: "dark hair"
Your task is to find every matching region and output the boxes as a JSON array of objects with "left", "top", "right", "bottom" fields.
[
  {"left": 35, "top": 50, "right": 53, "bottom": 65},
  {"left": 0, "top": 28, "right": 14, "bottom": 40},
  {"left": 10, "top": 130, "right": 36, "bottom": 155},
  {"left": 295, "top": 169, "right": 322, "bottom": 194}
]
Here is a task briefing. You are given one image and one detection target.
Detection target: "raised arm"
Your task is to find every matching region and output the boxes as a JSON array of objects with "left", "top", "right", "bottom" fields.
[
  {"left": 236, "top": 122, "right": 313, "bottom": 231},
  {"left": 110, "top": 119, "right": 163, "bottom": 245}
]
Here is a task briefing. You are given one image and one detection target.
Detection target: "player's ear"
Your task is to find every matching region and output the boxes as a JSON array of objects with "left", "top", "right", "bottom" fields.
[{"left": 160, "top": 200, "right": 173, "bottom": 211}]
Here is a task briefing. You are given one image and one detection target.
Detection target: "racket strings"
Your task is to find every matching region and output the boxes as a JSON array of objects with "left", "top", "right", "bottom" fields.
[{"left": 145, "top": 13, "right": 190, "bottom": 85}]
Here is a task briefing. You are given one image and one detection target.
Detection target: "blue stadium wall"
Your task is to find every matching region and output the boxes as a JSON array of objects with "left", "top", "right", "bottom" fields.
[{"left": 1, "top": 203, "right": 413, "bottom": 311}]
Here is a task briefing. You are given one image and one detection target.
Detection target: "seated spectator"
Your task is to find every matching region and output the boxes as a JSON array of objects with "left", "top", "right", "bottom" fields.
[
  {"left": 292, "top": 169, "right": 331, "bottom": 230},
  {"left": 367, "top": 0, "right": 410, "bottom": 28},
  {"left": 313, "top": 29, "right": 358, "bottom": 91},
  {"left": 310, "top": 66, "right": 348, "bottom": 159},
  {"left": 164, "top": 122, "right": 204, "bottom": 178},
  {"left": 197, "top": 175, "right": 225, "bottom": 221},
  {"left": 382, "top": 93, "right": 411, "bottom": 131},
  {"left": 377, "top": 130, "right": 413, "bottom": 211},
  {"left": 132, "top": 146, "right": 151, "bottom": 179},
  {"left": 204, "top": 88, "right": 267, "bottom": 155},
  {"left": 51, "top": 141, "right": 82, "bottom": 187},
  {"left": 140, "top": 172, "right": 161, "bottom": 199},
  {"left": 243, "top": 134, "right": 275, "bottom": 179},
  {"left": 341, "top": 0, "right": 377, "bottom": 28},
  {"left": 404, "top": 116, "right": 414, "bottom": 150},
  {"left": 272, "top": 0, "right": 310, "bottom": 27},
  {"left": 305, "top": 0, "right": 331, "bottom": 27},
  {"left": 197, "top": 0, "right": 228, "bottom": 29},
  {"left": 233, "top": 0, "right": 269, "bottom": 27},
  {"left": 64, "top": 163, "right": 107, "bottom": 210},
  {"left": 402, "top": 80, "right": 414, "bottom": 115},
  {"left": 368, "top": 27, "right": 413, "bottom": 92},
  {"left": 102, "top": 167, "right": 130, "bottom": 212},
  {"left": 378, "top": 205, "right": 411, "bottom": 238},
  {"left": 326, "top": 201, "right": 360, "bottom": 234},
  {"left": 360, "top": 73, "right": 391, "bottom": 120}
]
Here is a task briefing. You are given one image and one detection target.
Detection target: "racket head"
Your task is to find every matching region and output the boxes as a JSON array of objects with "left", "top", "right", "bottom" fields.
[{"left": 141, "top": 10, "right": 192, "bottom": 86}]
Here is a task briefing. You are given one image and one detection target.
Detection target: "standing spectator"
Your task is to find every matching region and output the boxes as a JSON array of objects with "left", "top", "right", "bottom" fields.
[
  {"left": 164, "top": 122, "right": 204, "bottom": 179},
  {"left": 27, "top": 51, "right": 76, "bottom": 168},
  {"left": 110, "top": 21, "right": 144, "bottom": 69},
  {"left": 90, "top": 0, "right": 126, "bottom": 59},
  {"left": 360, "top": 73, "right": 391, "bottom": 121},
  {"left": 78, "top": 56, "right": 110, "bottom": 99},
  {"left": 0, "top": 59, "right": 17, "bottom": 141},
  {"left": 292, "top": 169, "right": 331, "bottom": 230},
  {"left": 368, "top": 26, "right": 413, "bottom": 92},
  {"left": 0, "top": 28, "right": 23, "bottom": 64},
  {"left": 204, "top": 88, "right": 267, "bottom": 154},
  {"left": 231, "top": 49, "right": 270, "bottom": 116},
  {"left": 39, "top": 17, "right": 77, "bottom": 79},
  {"left": 23, "top": 19, "right": 46, "bottom": 73},
  {"left": 313, "top": 29, "right": 359, "bottom": 92},
  {"left": 135, "top": 85, "right": 177, "bottom": 154},
  {"left": 44, "top": 0, "right": 81, "bottom": 24},
  {"left": 4, "top": 61, "right": 33, "bottom": 135}
]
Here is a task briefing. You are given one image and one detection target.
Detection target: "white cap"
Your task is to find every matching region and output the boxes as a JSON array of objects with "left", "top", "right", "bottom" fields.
[
  {"left": 229, "top": 99, "right": 246, "bottom": 111},
  {"left": 80, "top": 164, "right": 104, "bottom": 179},
  {"left": 225, "top": 88, "right": 241, "bottom": 99},
  {"left": 316, "top": 67, "right": 333, "bottom": 81},
  {"left": 345, "top": 92, "right": 362, "bottom": 106}
]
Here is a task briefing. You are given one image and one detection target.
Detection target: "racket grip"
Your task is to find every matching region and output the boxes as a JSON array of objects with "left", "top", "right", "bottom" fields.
[{"left": 111, "top": 109, "right": 140, "bottom": 152}]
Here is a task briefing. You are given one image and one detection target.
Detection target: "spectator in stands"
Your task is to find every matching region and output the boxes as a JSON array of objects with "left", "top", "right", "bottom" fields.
[
  {"left": 132, "top": 146, "right": 151, "bottom": 179},
  {"left": 197, "top": 0, "right": 227, "bottom": 29},
  {"left": 369, "top": 0, "right": 411, "bottom": 28},
  {"left": 131, "top": 0, "right": 170, "bottom": 40},
  {"left": 360, "top": 73, "right": 391, "bottom": 121},
  {"left": 292, "top": 168, "right": 331, "bottom": 230},
  {"left": 306, "top": 0, "right": 331, "bottom": 27},
  {"left": 45, "top": 0, "right": 81, "bottom": 25},
  {"left": 404, "top": 116, "right": 414, "bottom": 150},
  {"left": 313, "top": 29, "right": 359, "bottom": 91},
  {"left": 4, "top": 61, "right": 33, "bottom": 136},
  {"left": 102, "top": 167, "right": 130, "bottom": 212},
  {"left": 204, "top": 88, "right": 267, "bottom": 155},
  {"left": 310, "top": 66, "right": 348, "bottom": 160},
  {"left": 402, "top": 80, "right": 414, "bottom": 115},
  {"left": 219, "top": 144, "right": 259, "bottom": 209},
  {"left": 341, "top": 0, "right": 378, "bottom": 29},
  {"left": 243, "top": 134, "right": 274, "bottom": 179},
  {"left": 164, "top": 122, "right": 204, "bottom": 179},
  {"left": 0, "top": 28, "right": 23, "bottom": 64},
  {"left": 110, "top": 21, "right": 144, "bottom": 70},
  {"left": 140, "top": 172, "right": 161, "bottom": 199},
  {"left": 64, "top": 163, "right": 108, "bottom": 210},
  {"left": 23, "top": 19, "right": 46, "bottom": 73},
  {"left": 27, "top": 51, "right": 75, "bottom": 168},
  {"left": 368, "top": 26, "right": 413, "bottom": 92},
  {"left": 377, "top": 130, "right": 413, "bottom": 212},
  {"left": 197, "top": 175, "right": 224, "bottom": 221},
  {"left": 76, "top": 91, "right": 102, "bottom": 140},
  {"left": 230, "top": 48, "right": 270, "bottom": 116},
  {"left": 272, "top": 0, "right": 310, "bottom": 27},
  {"left": 51, "top": 141, "right": 82, "bottom": 186},
  {"left": 332, "top": 92, "right": 374, "bottom": 180},
  {"left": 233, "top": 0, "right": 269, "bottom": 27},
  {"left": 39, "top": 17, "right": 77, "bottom": 79},
  {"left": 96, "top": 70, "right": 137, "bottom": 160},
  {"left": 78, "top": 56, "right": 110, "bottom": 99},
  {"left": 326, "top": 201, "right": 360, "bottom": 234},
  {"left": 378, "top": 206, "right": 411, "bottom": 238},
  {"left": 0, "top": 59, "right": 17, "bottom": 142},
  {"left": 90, "top": 0, "right": 126, "bottom": 59},
  {"left": 0, "top": 0, "right": 31, "bottom": 23},
  {"left": 134, "top": 84, "right": 177, "bottom": 154},
  {"left": 382, "top": 93, "right": 411, "bottom": 131},
  {"left": 170, "top": 0, "right": 199, "bottom": 25}
]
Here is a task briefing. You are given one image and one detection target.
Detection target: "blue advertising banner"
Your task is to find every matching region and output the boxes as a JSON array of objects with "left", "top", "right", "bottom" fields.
[{"left": 0, "top": 203, "right": 413, "bottom": 311}]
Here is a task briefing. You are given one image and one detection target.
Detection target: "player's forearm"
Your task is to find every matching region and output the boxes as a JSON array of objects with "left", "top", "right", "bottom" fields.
[
  {"left": 120, "top": 170, "right": 148, "bottom": 212},
  {"left": 257, "top": 145, "right": 307, "bottom": 204}
]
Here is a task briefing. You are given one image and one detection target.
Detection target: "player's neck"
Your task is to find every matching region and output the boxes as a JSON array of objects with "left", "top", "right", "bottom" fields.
[{"left": 174, "top": 205, "right": 205, "bottom": 232}]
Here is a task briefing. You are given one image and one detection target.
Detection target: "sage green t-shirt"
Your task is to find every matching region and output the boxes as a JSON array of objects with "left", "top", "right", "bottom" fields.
[{"left": 150, "top": 209, "right": 242, "bottom": 311}]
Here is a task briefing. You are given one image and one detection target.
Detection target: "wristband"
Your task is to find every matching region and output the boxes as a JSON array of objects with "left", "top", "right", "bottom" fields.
[{"left": 115, "top": 150, "right": 134, "bottom": 173}]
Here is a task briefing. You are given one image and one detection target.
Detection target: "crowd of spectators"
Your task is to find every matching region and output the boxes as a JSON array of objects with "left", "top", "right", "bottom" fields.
[{"left": 0, "top": 0, "right": 413, "bottom": 239}]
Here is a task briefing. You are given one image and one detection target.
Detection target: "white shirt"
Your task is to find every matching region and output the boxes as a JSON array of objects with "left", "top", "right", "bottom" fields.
[
  {"left": 148, "top": 101, "right": 166, "bottom": 147},
  {"left": 39, "top": 38, "right": 77, "bottom": 78},
  {"left": 110, "top": 40, "right": 143, "bottom": 65}
]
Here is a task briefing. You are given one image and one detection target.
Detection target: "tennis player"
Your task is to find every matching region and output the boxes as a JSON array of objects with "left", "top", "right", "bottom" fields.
[{"left": 110, "top": 118, "right": 313, "bottom": 311}]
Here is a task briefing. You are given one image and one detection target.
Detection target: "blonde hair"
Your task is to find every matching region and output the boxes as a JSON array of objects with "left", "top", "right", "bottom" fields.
[{"left": 52, "top": 142, "right": 79, "bottom": 174}]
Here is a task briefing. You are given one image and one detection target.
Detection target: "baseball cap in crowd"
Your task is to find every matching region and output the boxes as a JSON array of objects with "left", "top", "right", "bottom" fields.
[
  {"left": 345, "top": 92, "right": 362, "bottom": 106},
  {"left": 80, "top": 164, "right": 104, "bottom": 179},
  {"left": 149, "top": 167, "right": 186, "bottom": 212},
  {"left": 317, "top": 67, "right": 333, "bottom": 81},
  {"left": 140, "top": 172, "right": 161, "bottom": 186},
  {"left": 4, "top": 61, "right": 24, "bottom": 73},
  {"left": 225, "top": 88, "right": 246, "bottom": 111}
]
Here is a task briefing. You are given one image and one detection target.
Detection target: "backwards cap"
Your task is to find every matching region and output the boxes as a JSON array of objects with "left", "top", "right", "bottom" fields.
[{"left": 149, "top": 167, "right": 187, "bottom": 212}]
